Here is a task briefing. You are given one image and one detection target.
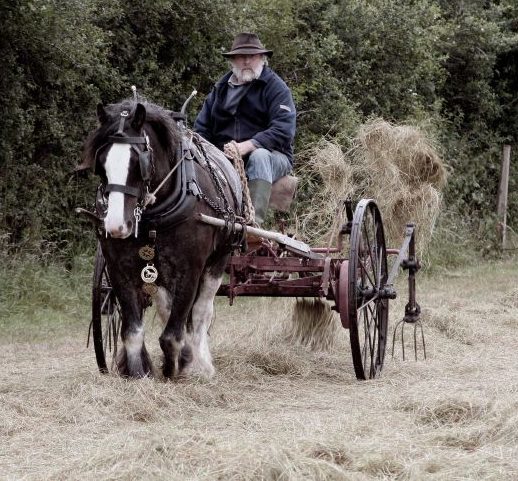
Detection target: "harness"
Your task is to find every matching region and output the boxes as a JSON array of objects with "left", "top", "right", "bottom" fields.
[
  {"left": 100, "top": 110, "right": 153, "bottom": 199},
  {"left": 96, "top": 109, "right": 241, "bottom": 236}
]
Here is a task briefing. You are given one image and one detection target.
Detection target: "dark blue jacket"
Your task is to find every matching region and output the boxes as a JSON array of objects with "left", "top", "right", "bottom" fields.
[{"left": 194, "top": 67, "right": 296, "bottom": 164}]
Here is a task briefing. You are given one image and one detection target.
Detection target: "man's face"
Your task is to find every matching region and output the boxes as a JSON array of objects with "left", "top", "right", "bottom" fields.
[{"left": 230, "top": 54, "right": 264, "bottom": 83}]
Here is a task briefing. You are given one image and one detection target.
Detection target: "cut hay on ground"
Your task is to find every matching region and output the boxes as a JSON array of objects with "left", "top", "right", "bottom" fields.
[
  {"left": 295, "top": 119, "right": 447, "bottom": 256},
  {"left": 1, "top": 261, "right": 518, "bottom": 480}
]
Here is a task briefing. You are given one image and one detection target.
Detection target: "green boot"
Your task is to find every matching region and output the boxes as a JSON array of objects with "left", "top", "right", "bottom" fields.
[{"left": 248, "top": 179, "right": 272, "bottom": 225}]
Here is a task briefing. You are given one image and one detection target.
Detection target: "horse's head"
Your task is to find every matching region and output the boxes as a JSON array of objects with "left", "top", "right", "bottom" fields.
[
  {"left": 80, "top": 100, "right": 182, "bottom": 238},
  {"left": 94, "top": 102, "right": 154, "bottom": 238}
]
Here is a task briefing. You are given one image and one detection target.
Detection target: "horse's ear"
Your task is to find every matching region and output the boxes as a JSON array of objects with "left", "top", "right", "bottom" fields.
[
  {"left": 96, "top": 103, "right": 108, "bottom": 124},
  {"left": 131, "top": 103, "right": 146, "bottom": 131}
]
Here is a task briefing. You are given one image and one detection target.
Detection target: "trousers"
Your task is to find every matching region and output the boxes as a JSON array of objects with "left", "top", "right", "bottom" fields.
[{"left": 246, "top": 148, "right": 292, "bottom": 183}]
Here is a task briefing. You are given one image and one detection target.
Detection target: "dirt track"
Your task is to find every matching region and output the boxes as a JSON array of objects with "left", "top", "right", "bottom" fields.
[{"left": 1, "top": 260, "right": 517, "bottom": 480}]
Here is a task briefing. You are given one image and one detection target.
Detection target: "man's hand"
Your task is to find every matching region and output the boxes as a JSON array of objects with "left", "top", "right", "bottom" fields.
[
  {"left": 236, "top": 140, "right": 256, "bottom": 157},
  {"left": 223, "top": 140, "right": 257, "bottom": 159}
]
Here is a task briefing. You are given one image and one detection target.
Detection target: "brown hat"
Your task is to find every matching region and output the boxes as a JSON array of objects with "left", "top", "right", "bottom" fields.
[{"left": 222, "top": 32, "right": 273, "bottom": 58}]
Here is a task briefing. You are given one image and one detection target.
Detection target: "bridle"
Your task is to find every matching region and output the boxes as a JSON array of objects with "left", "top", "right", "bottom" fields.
[
  {"left": 97, "top": 110, "right": 153, "bottom": 199},
  {"left": 95, "top": 110, "right": 156, "bottom": 236}
]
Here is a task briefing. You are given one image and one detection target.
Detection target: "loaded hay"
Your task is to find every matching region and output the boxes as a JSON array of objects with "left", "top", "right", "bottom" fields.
[
  {"left": 287, "top": 119, "right": 446, "bottom": 351},
  {"left": 295, "top": 118, "right": 446, "bottom": 257},
  {"left": 351, "top": 119, "right": 446, "bottom": 253}
]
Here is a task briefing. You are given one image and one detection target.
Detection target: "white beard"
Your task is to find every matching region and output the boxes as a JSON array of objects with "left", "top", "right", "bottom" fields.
[{"left": 231, "top": 63, "right": 264, "bottom": 84}]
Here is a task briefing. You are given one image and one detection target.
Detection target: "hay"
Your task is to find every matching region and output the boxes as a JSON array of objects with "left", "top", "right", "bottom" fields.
[
  {"left": 295, "top": 119, "right": 446, "bottom": 256},
  {"left": 295, "top": 140, "right": 356, "bottom": 245},
  {"left": 2, "top": 262, "right": 518, "bottom": 480},
  {"left": 284, "top": 298, "right": 338, "bottom": 351}
]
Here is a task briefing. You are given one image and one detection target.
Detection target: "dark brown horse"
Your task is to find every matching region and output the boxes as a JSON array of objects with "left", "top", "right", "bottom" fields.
[{"left": 80, "top": 99, "right": 242, "bottom": 379}]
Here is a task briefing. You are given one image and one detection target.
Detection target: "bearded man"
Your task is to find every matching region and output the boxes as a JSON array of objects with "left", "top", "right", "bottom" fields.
[{"left": 194, "top": 32, "right": 296, "bottom": 225}]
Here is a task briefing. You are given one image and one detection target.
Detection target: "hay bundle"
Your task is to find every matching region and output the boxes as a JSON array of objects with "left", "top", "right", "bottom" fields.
[
  {"left": 354, "top": 120, "right": 446, "bottom": 188},
  {"left": 295, "top": 140, "right": 356, "bottom": 245},
  {"left": 284, "top": 299, "right": 338, "bottom": 351},
  {"left": 351, "top": 120, "right": 446, "bottom": 253},
  {"left": 295, "top": 119, "right": 446, "bottom": 255}
]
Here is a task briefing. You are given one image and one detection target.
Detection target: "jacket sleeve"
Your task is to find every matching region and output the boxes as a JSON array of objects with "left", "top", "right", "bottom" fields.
[
  {"left": 193, "top": 89, "right": 215, "bottom": 143},
  {"left": 252, "top": 79, "right": 296, "bottom": 153}
]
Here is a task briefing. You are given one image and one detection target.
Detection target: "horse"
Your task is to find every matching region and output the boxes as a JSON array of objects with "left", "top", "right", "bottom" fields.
[{"left": 79, "top": 99, "right": 243, "bottom": 379}]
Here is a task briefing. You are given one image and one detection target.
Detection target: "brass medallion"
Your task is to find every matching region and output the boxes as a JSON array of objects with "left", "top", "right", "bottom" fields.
[
  {"left": 141, "top": 264, "right": 159, "bottom": 283},
  {"left": 138, "top": 245, "right": 155, "bottom": 260}
]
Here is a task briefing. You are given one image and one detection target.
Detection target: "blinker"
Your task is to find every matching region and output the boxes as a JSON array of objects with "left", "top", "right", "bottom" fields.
[{"left": 139, "top": 151, "right": 152, "bottom": 182}]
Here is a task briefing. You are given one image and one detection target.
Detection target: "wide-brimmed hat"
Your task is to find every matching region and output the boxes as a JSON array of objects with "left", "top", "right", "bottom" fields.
[{"left": 222, "top": 32, "right": 273, "bottom": 58}]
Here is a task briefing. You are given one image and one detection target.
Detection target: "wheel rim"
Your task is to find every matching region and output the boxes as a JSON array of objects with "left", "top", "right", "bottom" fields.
[
  {"left": 348, "top": 200, "right": 388, "bottom": 380},
  {"left": 92, "top": 245, "right": 121, "bottom": 374}
]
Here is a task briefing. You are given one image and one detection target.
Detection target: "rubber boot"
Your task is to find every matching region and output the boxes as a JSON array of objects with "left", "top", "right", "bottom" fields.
[
  {"left": 248, "top": 179, "right": 272, "bottom": 225},
  {"left": 246, "top": 179, "right": 272, "bottom": 250}
]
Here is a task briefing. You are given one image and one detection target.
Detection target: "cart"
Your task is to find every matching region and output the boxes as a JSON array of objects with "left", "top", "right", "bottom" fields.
[{"left": 88, "top": 197, "right": 423, "bottom": 380}]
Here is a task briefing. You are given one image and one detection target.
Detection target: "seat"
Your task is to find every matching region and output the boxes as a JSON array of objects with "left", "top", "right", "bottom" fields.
[{"left": 269, "top": 175, "right": 298, "bottom": 212}]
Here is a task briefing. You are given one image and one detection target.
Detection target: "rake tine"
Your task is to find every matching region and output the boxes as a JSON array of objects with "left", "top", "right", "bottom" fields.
[{"left": 392, "top": 317, "right": 426, "bottom": 361}]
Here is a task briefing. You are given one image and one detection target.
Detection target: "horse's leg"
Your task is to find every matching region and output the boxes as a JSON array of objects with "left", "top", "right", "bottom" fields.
[
  {"left": 184, "top": 256, "right": 228, "bottom": 378},
  {"left": 159, "top": 274, "right": 200, "bottom": 379},
  {"left": 116, "top": 289, "right": 153, "bottom": 378},
  {"left": 153, "top": 286, "right": 172, "bottom": 325}
]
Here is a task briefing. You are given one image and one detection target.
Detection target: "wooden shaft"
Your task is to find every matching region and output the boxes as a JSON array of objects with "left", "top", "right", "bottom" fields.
[{"left": 197, "top": 213, "right": 312, "bottom": 254}]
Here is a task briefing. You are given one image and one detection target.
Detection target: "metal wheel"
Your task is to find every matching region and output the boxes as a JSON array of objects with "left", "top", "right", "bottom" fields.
[
  {"left": 91, "top": 244, "right": 121, "bottom": 373},
  {"left": 348, "top": 199, "right": 389, "bottom": 380}
]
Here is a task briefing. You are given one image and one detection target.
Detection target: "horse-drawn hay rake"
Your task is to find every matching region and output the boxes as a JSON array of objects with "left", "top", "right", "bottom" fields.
[
  {"left": 79, "top": 95, "right": 425, "bottom": 381},
  {"left": 86, "top": 196, "right": 424, "bottom": 381}
]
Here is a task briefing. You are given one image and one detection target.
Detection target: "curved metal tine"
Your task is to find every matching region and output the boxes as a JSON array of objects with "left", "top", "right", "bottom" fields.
[
  {"left": 413, "top": 321, "right": 427, "bottom": 360},
  {"left": 413, "top": 322, "right": 418, "bottom": 360},
  {"left": 391, "top": 319, "right": 406, "bottom": 360},
  {"left": 392, "top": 318, "right": 428, "bottom": 361},
  {"left": 420, "top": 322, "right": 427, "bottom": 359}
]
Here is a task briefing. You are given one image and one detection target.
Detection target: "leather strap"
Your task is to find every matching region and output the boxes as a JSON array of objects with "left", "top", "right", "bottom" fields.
[
  {"left": 105, "top": 183, "right": 140, "bottom": 197},
  {"left": 108, "top": 136, "right": 147, "bottom": 144}
]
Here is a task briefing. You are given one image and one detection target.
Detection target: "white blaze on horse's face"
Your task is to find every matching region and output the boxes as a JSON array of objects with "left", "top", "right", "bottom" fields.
[{"left": 104, "top": 143, "right": 134, "bottom": 238}]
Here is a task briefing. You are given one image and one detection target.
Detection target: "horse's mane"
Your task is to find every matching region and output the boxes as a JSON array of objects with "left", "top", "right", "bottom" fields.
[{"left": 79, "top": 99, "right": 182, "bottom": 171}]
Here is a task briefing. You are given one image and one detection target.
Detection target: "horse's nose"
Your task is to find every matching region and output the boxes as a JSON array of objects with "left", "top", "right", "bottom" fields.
[{"left": 105, "top": 220, "right": 133, "bottom": 238}]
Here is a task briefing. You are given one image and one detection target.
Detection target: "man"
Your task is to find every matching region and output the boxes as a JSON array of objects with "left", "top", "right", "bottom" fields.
[{"left": 194, "top": 32, "right": 296, "bottom": 225}]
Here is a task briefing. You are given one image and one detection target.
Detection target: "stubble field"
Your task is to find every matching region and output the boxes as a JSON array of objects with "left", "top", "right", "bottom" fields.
[{"left": 1, "top": 259, "right": 517, "bottom": 481}]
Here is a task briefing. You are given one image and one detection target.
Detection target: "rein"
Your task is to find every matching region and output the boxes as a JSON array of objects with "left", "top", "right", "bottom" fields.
[
  {"left": 143, "top": 133, "right": 193, "bottom": 208},
  {"left": 223, "top": 141, "right": 256, "bottom": 225}
]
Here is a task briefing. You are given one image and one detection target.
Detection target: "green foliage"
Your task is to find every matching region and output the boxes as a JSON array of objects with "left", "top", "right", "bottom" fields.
[
  {"left": 0, "top": 0, "right": 115, "bottom": 254},
  {"left": 0, "top": 0, "right": 517, "bottom": 262}
]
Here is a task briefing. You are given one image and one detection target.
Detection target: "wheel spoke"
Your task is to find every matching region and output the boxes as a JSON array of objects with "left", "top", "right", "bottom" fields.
[
  {"left": 357, "top": 293, "right": 379, "bottom": 312},
  {"left": 358, "top": 256, "right": 376, "bottom": 287},
  {"left": 362, "top": 211, "right": 378, "bottom": 282}
]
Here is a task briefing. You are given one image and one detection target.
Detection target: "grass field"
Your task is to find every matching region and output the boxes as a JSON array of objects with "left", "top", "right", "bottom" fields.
[{"left": 1, "top": 258, "right": 517, "bottom": 480}]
